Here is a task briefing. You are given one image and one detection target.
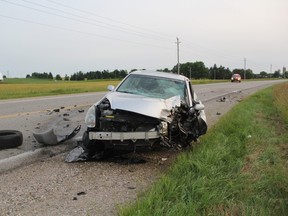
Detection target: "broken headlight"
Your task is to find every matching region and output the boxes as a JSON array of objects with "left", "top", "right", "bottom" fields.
[{"left": 85, "top": 106, "right": 96, "bottom": 128}]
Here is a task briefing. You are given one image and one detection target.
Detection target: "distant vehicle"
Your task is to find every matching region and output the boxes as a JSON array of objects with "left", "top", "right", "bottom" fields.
[
  {"left": 231, "top": 74, "right": 241, "bottom": 82},
  {"left": 0, "top": 72, "right": 3, "bottom": 82}
]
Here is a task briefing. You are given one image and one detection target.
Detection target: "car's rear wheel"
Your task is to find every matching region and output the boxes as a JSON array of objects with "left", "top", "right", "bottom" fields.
[{"left": 82, "top": 131, "right": 105, "bottom": 160}]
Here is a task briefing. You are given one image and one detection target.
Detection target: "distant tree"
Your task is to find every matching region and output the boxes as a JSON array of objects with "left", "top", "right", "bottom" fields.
[
  {"left": 102, "top": 70, "right": 111, "bottom": 79},
  {"left": 29, "top": 72, "right": 54, "bottom": 79},
  {"left": 119, "top": 70, "right": 128, "bottom": 78},
  {"left": 259, "top": 71, "right": 268, "bottom": 78},
  {"left": 272, "top": 70, "right": 281, "bottom": 78},
  {"left": 209, "top": 64, "right": 232, "bottom": 79},
  {"left": 55, "top": 74, "right": 62, "bottom": 80},
  {"left": 245, "top": 69, "right": 254, "bottom": 79},
  {"left": 157, "top": 68, "right": 170, "bottom": 72},
  {"left": 48, "top": 72, "right": 53, "bottom": 79},
  {"left": 64, "top": 74, "right": 69, "bottom": 81},
  {"left": 26, "top": 74, "right": 31, "bottom": 78},
  {"left": 173, "top": 61, "right": 209, "bottom": 79},
  {"left": 113, "top": 69, "right": 119, "bottom": 79},
  {"left": 70, "top": 71, "right": 85, "bottom": 81}
]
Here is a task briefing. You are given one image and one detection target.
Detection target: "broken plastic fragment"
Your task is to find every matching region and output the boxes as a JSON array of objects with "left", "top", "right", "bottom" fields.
[
  {"left": 65, "top": 146, "right": 89, "bottom": 162},
  {"left": 33, "top": 123, "right": 81, "bottom": 145}
]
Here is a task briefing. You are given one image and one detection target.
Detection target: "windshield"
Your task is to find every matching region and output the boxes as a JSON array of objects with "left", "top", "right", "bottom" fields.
[{"left": 117, "top": 74, "right": 186, "bottom": 100}]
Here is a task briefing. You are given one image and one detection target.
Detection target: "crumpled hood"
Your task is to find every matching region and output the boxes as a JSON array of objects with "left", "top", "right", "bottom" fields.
[{"left": 106, "top": 92, "right": 181, "bottom": 120}]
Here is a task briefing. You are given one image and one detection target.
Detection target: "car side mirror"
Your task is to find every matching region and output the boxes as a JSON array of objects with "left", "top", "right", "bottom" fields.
[
  {"left": 107, "top": 85, "right": 115, "bottom": 91},
  {"left": 194, "top": 103, "right": 205, "bottom": 111}
]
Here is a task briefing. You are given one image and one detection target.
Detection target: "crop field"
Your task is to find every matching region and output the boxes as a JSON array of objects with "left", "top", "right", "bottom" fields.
[
  {"left": 0, "top": 78, "right": 227, "bottom": 100},
  {"left": 0, "top": 79, "right": 121, "bottom": 99}
]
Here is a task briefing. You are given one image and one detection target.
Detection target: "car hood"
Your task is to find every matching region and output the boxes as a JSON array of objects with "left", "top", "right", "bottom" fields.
[{"left": 106, "top": 92, "right": 181, "bottom": 121}]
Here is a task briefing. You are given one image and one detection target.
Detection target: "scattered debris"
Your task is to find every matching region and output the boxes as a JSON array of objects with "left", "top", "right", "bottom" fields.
[
  {"left": 66, "top": 144, "right": 148, "bottom": 164},
  {"left": 216, "top": 112, "right": 221, "bottom": 115},
  {"left": 77, "top": 191, "right": 86, "bottom": 196},
  {"left": 78, "top": 109, "right": 84, "bottom": 113},
  {"left": 217, "top": 97, "right": 226, "bottom": 102},
  {"left": 72, "top": 191, "right": 87, "bottom": 200}
]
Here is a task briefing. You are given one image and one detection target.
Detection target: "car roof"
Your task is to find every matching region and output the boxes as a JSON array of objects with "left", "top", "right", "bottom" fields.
[{"left": 130, "top": 70, "right": 189, "bottom": 81}]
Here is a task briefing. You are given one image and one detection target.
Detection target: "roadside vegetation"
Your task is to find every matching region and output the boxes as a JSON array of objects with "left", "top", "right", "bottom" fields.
[{"left": 119, "top": 82, "right": 288, "bottom": 216}]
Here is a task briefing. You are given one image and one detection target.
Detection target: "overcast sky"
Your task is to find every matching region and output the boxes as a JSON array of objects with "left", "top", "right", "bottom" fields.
[{"left": 0, "top": 0, "right": 287, "bottom": 77}]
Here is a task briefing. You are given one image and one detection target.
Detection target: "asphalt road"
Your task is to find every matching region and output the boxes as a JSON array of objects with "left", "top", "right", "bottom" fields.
[
  {"left": 0, "top": 80, "right": 285, "bottom": 160},
  {"left": 0, "top": 79, "right": 286, "bottom": 215}
]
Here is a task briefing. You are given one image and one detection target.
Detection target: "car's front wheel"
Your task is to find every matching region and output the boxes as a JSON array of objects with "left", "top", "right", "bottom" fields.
[{"left": 82, "top": 131, "right": 105, "bottom": 160}]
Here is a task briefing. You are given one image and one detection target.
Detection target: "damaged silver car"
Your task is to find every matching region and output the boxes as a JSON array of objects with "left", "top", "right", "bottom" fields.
[{"left": 81, "top": 71, "right": 207, "bottom": 159}]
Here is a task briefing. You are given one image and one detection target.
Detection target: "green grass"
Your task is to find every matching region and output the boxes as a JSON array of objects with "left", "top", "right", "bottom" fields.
[{"left": 119, "top": 83, "right": 288, "bottom": 216}]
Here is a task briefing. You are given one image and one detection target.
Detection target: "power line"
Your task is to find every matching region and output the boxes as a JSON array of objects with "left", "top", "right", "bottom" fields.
[
  {"left": 0, "top": 0, "right": 169, "bottom": 40},
  {"left": 0, "top": 14, "right": 174, "bottom": 51},
  {"left": 45, "top": 0, "right": 175, "bottom": 40},
  {"left": 1, "top": 0, "right": 173, "bottom": 42}
]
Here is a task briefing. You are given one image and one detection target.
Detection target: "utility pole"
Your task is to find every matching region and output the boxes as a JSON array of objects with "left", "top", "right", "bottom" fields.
[
  {"left": 244, "top": 58, "right": 246, "bottom": 80},
  {"left": 176, "top": 37, "right": 181, "bottom": 74}
]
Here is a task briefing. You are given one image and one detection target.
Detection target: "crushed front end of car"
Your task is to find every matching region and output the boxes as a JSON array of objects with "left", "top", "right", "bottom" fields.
[{"left": 66, "top": 71, "right": 207, "bottom": 162}]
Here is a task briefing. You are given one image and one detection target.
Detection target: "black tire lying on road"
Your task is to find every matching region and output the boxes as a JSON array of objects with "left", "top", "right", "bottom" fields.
[{"left": 0, "top": 130, "right": 23, "bottom": 150}]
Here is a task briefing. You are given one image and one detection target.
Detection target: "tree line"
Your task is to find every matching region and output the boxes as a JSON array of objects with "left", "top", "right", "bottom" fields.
[{"left": 26, "top": 61, "right": 287, "bottom": 81}]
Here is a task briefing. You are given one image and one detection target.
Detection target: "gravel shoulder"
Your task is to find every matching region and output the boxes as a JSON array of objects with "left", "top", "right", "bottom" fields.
[{"left": 0, "top": 87, "right": 265, "bottom": 216}]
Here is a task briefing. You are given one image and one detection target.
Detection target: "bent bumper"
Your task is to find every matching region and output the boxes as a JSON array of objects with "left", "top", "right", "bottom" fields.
[{"left": 88, "top": 131, "right": 160, "bottom": 142}]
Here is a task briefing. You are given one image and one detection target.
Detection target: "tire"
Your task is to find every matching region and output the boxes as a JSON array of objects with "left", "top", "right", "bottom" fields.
[{"left": 0, "top": 130, "right": 23, "bottom": 150}]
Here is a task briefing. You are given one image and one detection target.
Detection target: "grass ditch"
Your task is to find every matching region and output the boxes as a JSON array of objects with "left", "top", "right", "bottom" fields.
[{"left": 119, "top": 83, "right": 288, "bottom": 216}]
